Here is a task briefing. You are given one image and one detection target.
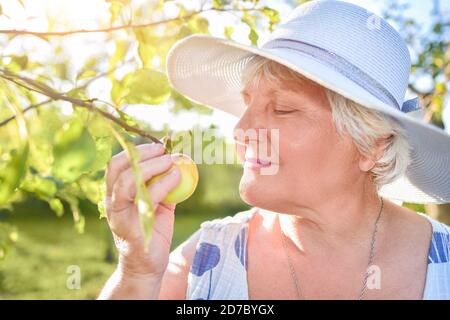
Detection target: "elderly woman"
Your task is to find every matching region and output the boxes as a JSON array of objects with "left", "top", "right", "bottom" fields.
[{"left": 99, "top": 1, "right": 450, "bottom": 300}]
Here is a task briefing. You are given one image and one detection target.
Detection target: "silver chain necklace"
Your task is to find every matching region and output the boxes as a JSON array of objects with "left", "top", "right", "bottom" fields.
[{"left": 279, "top": 197, "right": 384, "bottom": 300}]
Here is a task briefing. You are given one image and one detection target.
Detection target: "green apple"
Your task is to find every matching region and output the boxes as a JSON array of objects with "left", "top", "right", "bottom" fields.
[{"left": 147, "top": 153, "right": 199, "bottom": 204}]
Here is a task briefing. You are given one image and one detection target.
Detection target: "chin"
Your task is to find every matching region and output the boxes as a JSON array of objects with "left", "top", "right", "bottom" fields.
[{"left": 239, "top": 175, "right": 270, "bottom": 207}]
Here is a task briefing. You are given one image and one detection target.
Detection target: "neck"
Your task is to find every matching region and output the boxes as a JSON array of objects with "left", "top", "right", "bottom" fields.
[{"left": 273, "top": 183, "right": 386, "bottom": 256}]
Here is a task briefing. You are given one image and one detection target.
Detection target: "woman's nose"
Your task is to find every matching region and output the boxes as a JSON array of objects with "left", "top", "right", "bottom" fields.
[
  {"left": 233, "top": 105, "right": 255, "bottom": 144},
  {"left": 233, "top": 93, "right": 269, "bottom": 144}
]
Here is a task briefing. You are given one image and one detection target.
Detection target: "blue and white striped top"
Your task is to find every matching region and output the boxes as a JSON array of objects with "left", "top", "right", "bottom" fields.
[{"left": 186, "top": 209, "right": 450, "bottom": 300}]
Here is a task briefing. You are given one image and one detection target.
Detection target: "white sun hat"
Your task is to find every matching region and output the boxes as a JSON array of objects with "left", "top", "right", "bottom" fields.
[{"left": 166, "top": 0, "right": 450, "bottom": 204}]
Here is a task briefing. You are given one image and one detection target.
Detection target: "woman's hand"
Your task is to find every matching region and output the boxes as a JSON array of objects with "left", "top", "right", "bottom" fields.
[{"left": 104, "top": 143, "right": 181, "bottom": 279}]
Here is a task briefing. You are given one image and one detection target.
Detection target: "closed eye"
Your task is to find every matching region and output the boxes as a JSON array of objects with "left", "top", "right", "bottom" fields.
[{"left": 273, "top": 107, "right": 298, "bottom": 115}]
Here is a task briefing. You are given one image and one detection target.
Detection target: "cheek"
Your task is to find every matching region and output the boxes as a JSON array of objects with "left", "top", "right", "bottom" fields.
[
  {"left": 282, "top": 124, "right": 360, "bottom": 196},
  {"left": 279, "top": 117, "right": 348, "bottom": 173},
  {"left": 279, "top": 122, "right": 323, "bottom": 164}
]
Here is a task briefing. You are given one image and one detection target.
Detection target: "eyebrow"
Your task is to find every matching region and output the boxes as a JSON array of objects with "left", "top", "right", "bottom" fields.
[{"left": 240, "top": 87, "right": 297, "bottom": 99}]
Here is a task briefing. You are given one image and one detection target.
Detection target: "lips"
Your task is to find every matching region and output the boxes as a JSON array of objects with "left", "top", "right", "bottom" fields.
[{"left": 244, "top": 157, "right": 272, "bottom": 168}]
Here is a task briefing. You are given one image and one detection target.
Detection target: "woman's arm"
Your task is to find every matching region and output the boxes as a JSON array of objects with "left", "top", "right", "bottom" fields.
[
  {"left": 98, "top": 229, "right": 201, "bottom": 300},
  {"left": 98, "top": 263, "right": 163, "bottom": 300},
  {"left": 159, "top": 229, "right": 201, "bottom": 299}
]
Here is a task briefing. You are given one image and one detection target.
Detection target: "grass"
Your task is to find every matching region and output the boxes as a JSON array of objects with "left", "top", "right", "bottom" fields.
[
  {"left": 0, "top": 215, "right": 115, "bottom": 299},
  {"left": 0, "top": 200, "right": 237, "bottom": 300}
]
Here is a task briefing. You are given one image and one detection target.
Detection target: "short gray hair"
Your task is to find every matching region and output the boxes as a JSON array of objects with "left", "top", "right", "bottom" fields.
[{"left": 240, "top": 55, "right": 412, "bottom": 190}]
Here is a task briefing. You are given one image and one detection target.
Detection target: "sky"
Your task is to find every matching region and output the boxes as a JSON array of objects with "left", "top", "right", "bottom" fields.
[{"left": 1, "top": 0, "right": 449, "bottom": 138}]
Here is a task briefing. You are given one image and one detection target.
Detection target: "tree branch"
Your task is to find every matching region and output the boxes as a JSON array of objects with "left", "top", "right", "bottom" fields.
[
  {"left": 0, "top": 68, "right": 162, "bottom": 144},
  {"left": 0, "top": 58, "right": 132, "bottom": 127},
  {"left": 0, "top": 99, "right": 50, "bottom": 127},
  {"left": 0, "top": 7, "right": 258, "bottom": 37}
]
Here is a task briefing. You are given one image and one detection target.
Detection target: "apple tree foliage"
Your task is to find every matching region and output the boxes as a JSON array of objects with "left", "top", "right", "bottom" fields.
[{"left": 0, "top": 0, "right": 281, "bottom": 258}]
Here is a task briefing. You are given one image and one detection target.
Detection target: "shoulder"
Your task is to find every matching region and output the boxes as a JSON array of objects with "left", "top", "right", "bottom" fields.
[
  {"left": 418, "top": 213, "right": 450, "bottom": 299},
  {"left": 402, "top": 209, "right": 450, "bottom": 258},
  {"left": 416, "top": 211, "right": 450, "bottom": 235},
  {"left": 199, "top": 207, "right": 257, "bottom": 230},
  {"left": 387, "top": 203, "right": 440, "bottom": 251},
  {"left": 192, "top": 207, "right": 257, "bottom": 260},
  {"left": 159, "top": 207, "right": 257, "bottom": 299},
  {"left": 419, "top": 213, "right": 450, "bottom": 265},
  {"left": 425, "top": 215, "right": 450, "bottom": 234}
]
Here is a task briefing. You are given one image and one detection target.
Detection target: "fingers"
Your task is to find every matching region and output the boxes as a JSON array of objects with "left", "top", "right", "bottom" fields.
[
  {"left": 106, "top": 143, "right": 165, "bottom": 197},
  {"left": 147, "top": 167, "right": 181, "bottom": 205},
  {"left": 149, "top": 203, "right": 177, "bottom": 247},
  {"left": 111, "top": 155, "right": 175, "bottom": 211},
  {"left": 156, "top": 203, "right": 176, "bottom": 214}
]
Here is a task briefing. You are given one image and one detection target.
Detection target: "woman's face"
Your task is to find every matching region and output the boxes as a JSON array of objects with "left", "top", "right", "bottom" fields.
[{"left": 233, "top": 74, "right": 362, "bottom": 213}]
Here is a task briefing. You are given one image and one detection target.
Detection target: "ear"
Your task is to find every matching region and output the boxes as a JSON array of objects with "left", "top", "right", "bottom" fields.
[{"left": 358, "top": 135, "right": 392, "bottom": 172}]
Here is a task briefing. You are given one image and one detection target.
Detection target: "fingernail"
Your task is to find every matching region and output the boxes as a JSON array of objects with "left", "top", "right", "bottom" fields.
[{"left": 170, "top": 168, "right": 179, "bottom": 175}]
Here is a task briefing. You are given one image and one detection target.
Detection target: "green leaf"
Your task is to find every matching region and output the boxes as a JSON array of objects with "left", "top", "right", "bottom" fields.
[
  {"left": 77, "top": 114, "right": 114, "bottom": 172},
  {"left": 6, "top": 55, "right": 28, "bottom": 71},
  {"left": 75, "top": 214, "right": 86, "bottom": 234},
  {"left": 122, "top": 69, "right": 171, "bottom": 105},
  {"left": 0, "top": 144, "right": 29, "bottom": 205},
  {"left": 170, "top": 89, "right": 213, "bottom": 115},
  {"left": 0, "top": 85, "right": 29, "bottom": 205},
  {"left": 20, "top": 171, "right": 58, "bottom": 200},
  {"left": 62, "top": 194, "right": 85, "bottom": 233},
  {"left": 116, "top": 109, "right": 140, "bottom": 129},
  {"left": 110, "top": 40, "right": 128, "bottom": 71},
  {"left": 241, "top": 17, "right": 259, "bottom": 45},
  {"left": 67, "top": 87, "right": 88, "bottom": 100},
  {"left": 433, "top": 22, "right": 442, "bottom": 34},
  {"left": 187, "top": 15, "right": 210, "bottom": 34},
  {"left": 76, "top": 69, "right": 97, "bottom": 81},
  {"left": 90, "top": 135, "right": 113, "bottom": 173},
  {"left": 248, "top": 26, "right": 258, "bottom": 45},
  {"left": 49, "top": 198, "right": 64, "bottom": 217},
  {"left": 176, "top": 25, "right": 192, "bottom": 40},
  {"left": 137, "top": 42, "right": 156, "bottom": 68},
  {"left": 111, "top": 78, "right": 128, "bottom": 106},
  {"left": 78, "top": 174, "right": 102, "bottom": 204},
  {"left": 174, "top": 2, "right": 187, "bottom": 17},
  {"left": 108, "top": 1, "right": 125, "bottom": 24},
  {"left": 16, "top": 0, "right": 25, "bottom": 9},
  {"left": 54, "top": 62, "right": 69, "bottom": 80},
  {"left": 133, "top": 27, "right": 161, "bottom": 68},
  {"left": 162, "top": 134, "right": 173, "bottom": 153},
  {"left": 260, "top": 6, "right": 280, "bottom": 32},
  {"left": 212, "top": 0, "right": 226, "bottom": 9},
  {"left": 52, "top": 119, "right": 97, "bottom": 183},
  {"left": 224, "top": 26, "right": 234, "bottom": 39}
]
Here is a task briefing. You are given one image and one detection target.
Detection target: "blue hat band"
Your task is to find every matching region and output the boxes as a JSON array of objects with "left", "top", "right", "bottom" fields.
[{"left": 262, "top": 38, "right": 421, "bottom": 113}]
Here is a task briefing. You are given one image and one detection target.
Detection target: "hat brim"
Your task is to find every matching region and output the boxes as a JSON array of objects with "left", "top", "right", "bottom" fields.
[{"left": 166, "top": 34, "right": 450, "bottom": 204}]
